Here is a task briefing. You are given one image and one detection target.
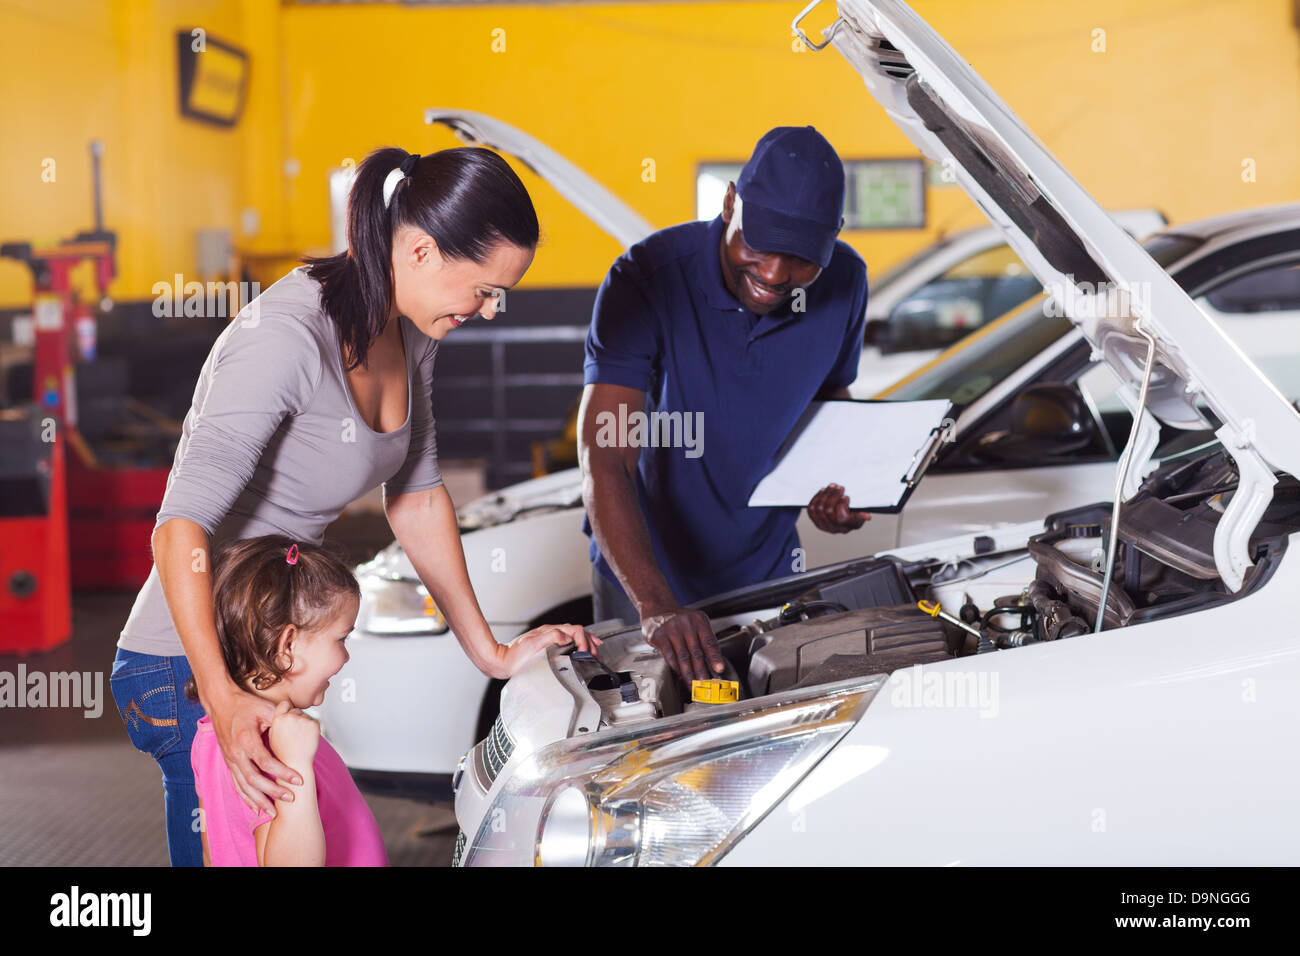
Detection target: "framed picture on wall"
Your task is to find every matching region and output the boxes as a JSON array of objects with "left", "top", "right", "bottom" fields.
[
  {"left": 697, "top": 157, "right": 926, "bottom": 229},
  {"left": 176, "top": 30, "right": 248, "bottom": 128}
]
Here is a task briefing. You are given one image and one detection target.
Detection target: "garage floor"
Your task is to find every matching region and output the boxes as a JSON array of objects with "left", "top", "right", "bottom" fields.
[{"left": 0, "top": 513, "right": 456, "bottom": 867}]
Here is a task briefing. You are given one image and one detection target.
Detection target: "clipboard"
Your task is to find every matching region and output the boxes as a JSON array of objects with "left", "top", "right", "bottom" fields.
[{"left": 747, "top": 398, "right": 955, "bottom": 514}]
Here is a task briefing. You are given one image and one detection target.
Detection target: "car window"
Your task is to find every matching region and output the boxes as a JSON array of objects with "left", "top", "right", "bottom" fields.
[
  {"left": 1077, "top": 360, "right": 1229, "bottom": 459},
  {"left": 1066, "top": 257, "right": 1300, "bottom": 457},
  {"left": 869, "top": 236, "right": 957, "bottom": 291},
  {"left": 882, "top": 232, "right": 1207, "bottom": 405},
  {"left": 884, "top": 294, "right": 1071, "bottom": 402},
  {"left": 1201, "top": 260, "right": 1300, "bottom": 313},
  {"left": 1196, "top": 260, "right": 1300, "bottom": 401},
  {"left": 879, "top": 243, "right": 1043, "bottom": 354},
  {"left": 939, "top": 243, "right": 1026, "bottom": 279},
  {"left": 1076, "top": 361, "right": 1125, "bottom": 416}
]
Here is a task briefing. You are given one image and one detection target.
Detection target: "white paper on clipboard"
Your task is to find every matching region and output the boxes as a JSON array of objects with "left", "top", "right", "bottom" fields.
[{"left": 748, "top": 399, "right": 954, "bottom": 511}]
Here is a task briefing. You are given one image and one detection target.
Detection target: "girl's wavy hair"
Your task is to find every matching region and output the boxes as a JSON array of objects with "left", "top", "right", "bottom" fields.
[
  {"left": 184, "top": 536, "right": 361, "bottom": 702},
  {"left": 302, "top": 145, "right": 540, "bottom": 371}
]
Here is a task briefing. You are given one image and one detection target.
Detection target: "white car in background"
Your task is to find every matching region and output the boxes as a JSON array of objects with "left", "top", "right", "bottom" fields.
[
  {"left": 318, "top": 135, "right": 1300, "bottom": 792},
  {"left": 850, "top": 208, "right": 1165, "bottom": 396},
  {"left": 450, "top": 0, "right": 1300, "bottom": 866},
  {"left": 413, "top": 112, "right": 1162, "bottom": 399}
]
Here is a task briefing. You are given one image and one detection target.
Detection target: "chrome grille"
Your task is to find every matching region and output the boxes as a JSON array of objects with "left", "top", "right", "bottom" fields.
[
  {"left": 484, "top": 714, "right": 515, "bottom": 781},
  {"left": 452, "top": 829, "right": 466, "bottom": 867}
]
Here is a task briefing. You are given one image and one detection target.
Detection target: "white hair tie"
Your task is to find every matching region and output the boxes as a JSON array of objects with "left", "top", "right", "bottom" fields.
[
  {"left": 382, "top": 166, "right": 406, "bottom": 209},
  {"left": 382, "top": 152, "right": 421, "bottom": 210}
]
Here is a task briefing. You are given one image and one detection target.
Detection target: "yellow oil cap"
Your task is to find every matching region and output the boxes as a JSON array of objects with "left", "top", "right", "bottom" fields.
[{"left": 691, "top": 679, "right": 740, "bottom": 704}]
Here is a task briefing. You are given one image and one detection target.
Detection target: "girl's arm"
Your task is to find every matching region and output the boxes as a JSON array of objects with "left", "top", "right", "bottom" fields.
[
  {"left": 383, "top": 484, "right": 599, "bottom": 680},
  {"left": 256, "top": 703, "right": 326, "bottom": 866},
  {"left": 254, "top": 772, "right": 324, "bottom": 866}
]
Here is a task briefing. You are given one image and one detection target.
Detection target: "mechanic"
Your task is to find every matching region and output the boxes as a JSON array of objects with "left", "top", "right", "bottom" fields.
[{"left": 579, "top": 125, "right": 871, "bottom": 682}]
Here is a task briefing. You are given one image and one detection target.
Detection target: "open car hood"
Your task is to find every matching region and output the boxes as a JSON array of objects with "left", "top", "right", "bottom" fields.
[
  {"left": 797, "top": 0, "right": 1300, "bottom": 588},
  {"left": 425, "top": 109, "right": 655, "bottom": 249}
]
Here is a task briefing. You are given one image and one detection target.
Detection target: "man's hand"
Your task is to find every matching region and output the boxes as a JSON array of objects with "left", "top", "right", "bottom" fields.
[
  {"left": 640, "top": 605, "right": 726, "bottom": 682},
  {"left": 807, "top": 483, "right": 871, "bottom": 534},
  {"left": 207, "top": 685, "right": 303, "bottom": 816},
  {"left": 580, "top": 383, "right": 726, "bottom": 682}
]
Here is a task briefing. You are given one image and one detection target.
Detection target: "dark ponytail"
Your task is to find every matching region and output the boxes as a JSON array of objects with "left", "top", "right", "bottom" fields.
[
  {"left": 302, "top": 145, "right": 540, "bottom": 371},
  {"left": 184, "top": 535, "right": 361, "bottom": 702}
]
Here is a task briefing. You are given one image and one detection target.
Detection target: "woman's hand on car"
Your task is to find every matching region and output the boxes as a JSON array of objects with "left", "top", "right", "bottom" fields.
[{"left": 494, "top": 623, "right": 602, "bottom": 679}]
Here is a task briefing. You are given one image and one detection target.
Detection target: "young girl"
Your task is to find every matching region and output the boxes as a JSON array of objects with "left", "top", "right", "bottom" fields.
[{"left": 188, "top": 535, "right": 388, "bottom": 866}]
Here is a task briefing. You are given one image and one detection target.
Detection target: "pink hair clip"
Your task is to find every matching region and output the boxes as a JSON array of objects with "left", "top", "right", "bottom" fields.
[{"left": 285, "top": 544, "right": 299, "bottom": 565}]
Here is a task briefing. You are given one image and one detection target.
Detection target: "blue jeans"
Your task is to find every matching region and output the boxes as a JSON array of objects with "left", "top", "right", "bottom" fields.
[
  {"left": 109, "top": 648, "right": 206, "bottom": 867},
  {"left": 591, "top": 566, "right": 640, "bottom": 625}
]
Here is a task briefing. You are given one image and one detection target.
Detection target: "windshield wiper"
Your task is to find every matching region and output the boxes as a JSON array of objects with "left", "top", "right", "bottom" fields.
[{"left": 1155, "top": 436, "right": 1223, "bottom": 463}]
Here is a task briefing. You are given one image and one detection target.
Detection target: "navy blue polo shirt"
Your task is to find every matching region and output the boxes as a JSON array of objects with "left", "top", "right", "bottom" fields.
[{"left": 582, "top": 213, "right": 868, "bottom": 605}]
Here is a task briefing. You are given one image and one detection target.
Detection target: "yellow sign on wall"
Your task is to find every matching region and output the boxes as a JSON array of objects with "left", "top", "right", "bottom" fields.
[{"left": 177, "top": 30, "right": 247, "bottom": 127}]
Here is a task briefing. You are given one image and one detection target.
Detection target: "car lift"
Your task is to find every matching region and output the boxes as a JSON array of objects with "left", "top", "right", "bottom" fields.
[{"left": 0, "top": 142, "right": 167, "bottom": 651}]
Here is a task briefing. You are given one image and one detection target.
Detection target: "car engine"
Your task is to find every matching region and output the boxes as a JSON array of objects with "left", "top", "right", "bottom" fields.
[{"left": 567, "top": 445, "right": 1300, "bottom": 728}]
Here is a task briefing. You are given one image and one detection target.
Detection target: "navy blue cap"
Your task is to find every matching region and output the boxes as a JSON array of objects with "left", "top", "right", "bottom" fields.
[{"left": 735, "top": 126, "right": 845, "bottom": 269}]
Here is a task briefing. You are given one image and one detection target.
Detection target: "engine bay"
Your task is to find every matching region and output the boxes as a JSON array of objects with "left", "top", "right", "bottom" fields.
[{"left": 567, "top": 445, "right": 1300, "bottom": 728}]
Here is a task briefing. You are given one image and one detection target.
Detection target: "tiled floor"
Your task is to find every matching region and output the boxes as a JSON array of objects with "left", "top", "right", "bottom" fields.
[{"left": 0, "top": 514, "right": 457, "bottom": 867}]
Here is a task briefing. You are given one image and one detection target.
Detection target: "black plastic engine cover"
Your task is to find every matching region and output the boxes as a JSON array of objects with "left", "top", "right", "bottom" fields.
[
  {"left": 748, "top": 606, "right": 951, "bottom": 696},
  {"left": 799, "top": 561, "right": 913, "bottom": 610}
]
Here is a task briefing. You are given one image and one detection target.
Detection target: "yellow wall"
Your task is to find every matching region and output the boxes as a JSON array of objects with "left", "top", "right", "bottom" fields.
[
  {"left": 2, "top": 0, "right": 1297, "bottom": 306},
  {"left": 0, "top": 0, "right": 253, "bottom": 304}
]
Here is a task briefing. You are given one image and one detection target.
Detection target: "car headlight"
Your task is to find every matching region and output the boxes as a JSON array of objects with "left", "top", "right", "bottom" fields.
[
  {"left": 462, "top": 675, "right": 883, "bottom": 866},
  {"left": 356, "top": 576, "right": 448, "bottom": 636},
  {"left": 455, "top": 509, "right": 488, "bottom": 532}
]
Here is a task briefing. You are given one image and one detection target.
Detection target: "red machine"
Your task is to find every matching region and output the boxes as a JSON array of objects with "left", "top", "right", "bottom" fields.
[
  {"left": 0, "top": 412, "right": 69, "bottom": 653},
  {"left": 0, "top": 235, "right": 107, "bottom": 651},
  {"left": 1, "top": 142, "right": 167, "bottom": 652}
]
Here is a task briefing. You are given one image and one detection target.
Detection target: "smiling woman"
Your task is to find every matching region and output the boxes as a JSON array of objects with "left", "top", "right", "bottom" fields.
[
  {"left": 112, "top": 144, "right": 599, "bottom": 867},
  {"left": 304, "top": 146, "right": 539, "bottom": 365}
]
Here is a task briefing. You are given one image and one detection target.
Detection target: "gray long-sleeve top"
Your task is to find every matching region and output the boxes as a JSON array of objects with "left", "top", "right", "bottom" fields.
[{"left": 118, "top": 266, "right": 443, "bottom": 657}]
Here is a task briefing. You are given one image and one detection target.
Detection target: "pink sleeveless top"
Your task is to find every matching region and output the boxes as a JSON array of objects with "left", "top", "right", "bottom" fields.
[{"left": 191, "top": 715, "right": 389, "bottom": 867}]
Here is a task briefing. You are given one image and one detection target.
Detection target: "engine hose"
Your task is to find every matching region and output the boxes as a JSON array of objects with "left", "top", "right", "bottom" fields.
[
  {"left": 1026, "top": 580, "right": 1088, "bottom": 640},
  {"left": 972, "top": 602, "right": 1029, "bottom": 652},
  {"left": 982, "top": 605, "right": 1033, "bottom": 634},
  {"left": 778, "top": 600, "right": 850, "bottom": 623}
]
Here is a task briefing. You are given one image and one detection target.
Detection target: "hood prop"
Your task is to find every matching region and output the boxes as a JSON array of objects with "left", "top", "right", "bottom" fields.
[{"left": 1095, "top": 322, "right": 1158, "bottom": 632}]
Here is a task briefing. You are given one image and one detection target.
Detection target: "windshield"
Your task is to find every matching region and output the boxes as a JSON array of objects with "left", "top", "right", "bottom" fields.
[
  {"left": 869, "top": 234, "right": 959, "bottom": 291},
  {"left": 879, "top": 232, "right": 1206, "bottom": 404}
]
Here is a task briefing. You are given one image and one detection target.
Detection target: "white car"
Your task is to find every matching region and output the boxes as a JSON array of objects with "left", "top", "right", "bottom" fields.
[
  {"left": 449, "top": 0, "right": 1300, "bottom": 865},
  {"left": 322, "top": 200, "right": 1300, "bottom": 791},
  {"left": 850, "top": 207, "right": 1165, "bottom": 397},
  {"left": 319, "top": 128, "right": 1300, "bottom": 793}
]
